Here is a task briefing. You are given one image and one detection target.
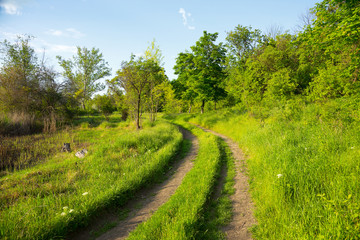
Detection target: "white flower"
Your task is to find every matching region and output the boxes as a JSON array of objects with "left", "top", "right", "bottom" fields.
[
  {"left": 351, "top": 146, "right": 355, "bottom": 149},
  {"left": 305, "top": 147, "right": 308, "bottom": 151},
  {"left": 63, "top": 206, "right": 68, "bottom": 210},
  {"left": 277, "top": 174, "right": 283, "bottom": 178},
  {"left": 61, "top": 212, "right": 66, "bottom": 216},
  {"left": 69, "top": 209, "right": 74, "bottom": 213},
  {"left": 82, "top": 192, "right": 89, "bottom": 196}
]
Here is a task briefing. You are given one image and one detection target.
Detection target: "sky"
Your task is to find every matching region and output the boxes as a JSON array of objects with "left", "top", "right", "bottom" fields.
[{"left": 0, "top": 0, "right": 320, "bottom": 89}]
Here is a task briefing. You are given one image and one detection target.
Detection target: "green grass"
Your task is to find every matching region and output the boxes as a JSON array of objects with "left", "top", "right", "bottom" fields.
[
  {"left": 189, "top": 103, "right": 360, "bottom": 239},
  {"left": 0, "top": 116, "right": 183, "bottom": 239},
  {"left": 194, "top": 138, "right": 237, "bottom": 240},
  {"left": 127, "top": 117, "right": 223, "bottom": 239}
]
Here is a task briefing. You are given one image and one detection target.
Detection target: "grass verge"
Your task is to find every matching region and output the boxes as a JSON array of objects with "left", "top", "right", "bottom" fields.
[
  {"left": 0, "top": 119, "right": 182, "bottom": 240},
  {"left": 189, "top": 105, "right": 360, "bottom": 239}
]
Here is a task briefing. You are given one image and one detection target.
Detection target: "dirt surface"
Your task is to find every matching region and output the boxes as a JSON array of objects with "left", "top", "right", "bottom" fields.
[
  {"left": 196, "top": 125, "right": 256, "bottom": 240},
  {"left": 69, "top": 127, "right": 198, "bottom": 240}
]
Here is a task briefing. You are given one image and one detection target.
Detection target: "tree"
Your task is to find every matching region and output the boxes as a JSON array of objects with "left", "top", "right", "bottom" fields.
[
  {"left": 226, "top": 25, "right": 263, "bottom": 66},
  {"left": 174, "top": 31, "right": 227, "bottom": 113},
  {"left": 114, "top": 56, "right": 163, "bottom": 129},
  {"left": 0, "top": 36, "right": 66, "bottom": 133},
  {"left": 92, "top": 94, "right": 116, "bottom": 120},
  {"left": 143, "top": 40, "right": 167, "bottom": 121},
  {"left": 57, "top": 47, "right": 111, "bottom": 110}
]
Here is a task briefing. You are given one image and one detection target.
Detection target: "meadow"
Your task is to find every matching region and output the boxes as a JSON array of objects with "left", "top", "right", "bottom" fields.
[
  {"left": 189, "top": 101, "right": 360, "bottom": 239},
  {"left": 0, "top": 114, "right": 183, "bottom": 239}
]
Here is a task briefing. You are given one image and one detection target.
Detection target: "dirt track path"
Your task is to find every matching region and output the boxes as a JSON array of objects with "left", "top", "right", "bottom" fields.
[
  {"left": 70, "top": 127, "right": 198, "bottom": 240},
  {"left": 196, "top": 125, "right": 256, "bottom": 240}
]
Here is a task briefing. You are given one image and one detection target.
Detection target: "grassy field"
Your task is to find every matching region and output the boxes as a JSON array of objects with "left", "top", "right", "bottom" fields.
[
  {"left": 0, "top": 114, "right": 183, "bottom": 239},
  {"left": 189, "top": 103, "right": 360, "bottom": 239}
]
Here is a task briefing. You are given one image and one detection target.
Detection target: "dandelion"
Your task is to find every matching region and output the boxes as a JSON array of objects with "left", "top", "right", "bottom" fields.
[
  {"left": 82, "top": 192, "right": 89, "bottom": 196},
  {"left": 69, "top": 209, "right": 74, "bottom": 213},
  {"left": 63, "top": 206, "right": 68, "bottom": 210},
  {"left": 277, "top": 174, "right": 283, "bottom": 178},
  {"left": 61, "top": 212, "right": 66, "bottom": 216}
]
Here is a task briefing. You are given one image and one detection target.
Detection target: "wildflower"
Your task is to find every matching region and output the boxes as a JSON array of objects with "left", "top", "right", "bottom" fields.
[
  {"left": 277, "top": 174, "right": 283, "bottom": 178},
  {"left": 61, "top": 212, "right": 66, "bottom": 216},
  {"left": 351, "top": 146, "right": 355, "bottom": 149},
  {"left": 63, "top": 206, "right": 68, "bottom": 210},
  {"left": 82, "top": 192, "right": 89, "bottom": 196},
  {"left": 69, "top": 209, "right": 74, "bottom": 213},
  {"left": 305, "top": 147, "right": 308, "bottom": 151}
]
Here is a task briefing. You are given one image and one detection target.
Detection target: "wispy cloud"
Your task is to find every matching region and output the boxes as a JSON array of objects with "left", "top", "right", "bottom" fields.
[
  {"left": 0, "top": 1, "right": 22, "bottom": 15},
  {"left": 179, "top": 8, "right": 195, "bottom": 30},
  {"left": 35, "top": 39, "right": 77, "bottom": 54},
  {"left": 47, "top": 28, "right": 85, "bottom": 39}
]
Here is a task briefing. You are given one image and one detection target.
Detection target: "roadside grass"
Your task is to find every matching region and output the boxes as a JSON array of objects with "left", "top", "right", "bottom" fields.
[
  {"left": 127, "top": 117, "right": 223, "bottom": 239},
  {"left": 0, "top": 116, "right": 183, "bottom": 240},
  {"left": 189, "top": 103, "right": 360, "bottom": 239}
]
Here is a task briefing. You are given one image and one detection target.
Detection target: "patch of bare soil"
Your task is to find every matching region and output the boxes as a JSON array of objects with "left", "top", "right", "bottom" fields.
[
  {"left": 69, "top": 127, "right": 198, "bottom": 240},
  {"left": 196, "top": 125, "right": 256, "bottom": 240}
]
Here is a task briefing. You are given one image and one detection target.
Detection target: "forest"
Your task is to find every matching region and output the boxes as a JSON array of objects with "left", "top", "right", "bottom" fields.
[{"left": 1, "top": 0, "right": 360, "bottom": 239}]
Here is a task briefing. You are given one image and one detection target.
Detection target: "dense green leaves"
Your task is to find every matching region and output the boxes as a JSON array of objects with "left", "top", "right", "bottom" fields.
[{"left": 174, "top": 31, "right": 227, "bottom": 113}]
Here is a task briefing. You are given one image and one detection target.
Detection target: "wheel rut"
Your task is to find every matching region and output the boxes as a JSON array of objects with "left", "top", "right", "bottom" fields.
[
  {"left": 195, "top": 124, "right": 256, "bottom": 240},
  {"left": 69, "top": 127, "right": 198, "bottom": 240}
]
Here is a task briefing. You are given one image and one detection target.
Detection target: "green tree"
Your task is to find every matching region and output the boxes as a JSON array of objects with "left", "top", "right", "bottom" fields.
[
  {"left": 174, "top": 31, "right": 227, "bottom": 113},
  {"left": 0, "top": 36, "right": 66, "bottom": 133},
  {"left": 114, "top": 56, "right": 163, "bottom": 129},
  {"left": 92, "top": 94, "right": 116, "bottom": 120},
  {"left": 57, "top": 47, "right": 111, "bottom": 110}
]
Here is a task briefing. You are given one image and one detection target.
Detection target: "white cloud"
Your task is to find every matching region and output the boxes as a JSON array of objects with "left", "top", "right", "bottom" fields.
[
  {"left": 47, "top": 28, "right": 85, "bottom": 39},
  {"left": 0, "top": 1, "right": 21, "bottom": 15},
  {"left": 35, "top": 40, "right": 77, "bottom": 54},
  {"left": 179, "top": 8, "right": 195, "bottom": 30}
]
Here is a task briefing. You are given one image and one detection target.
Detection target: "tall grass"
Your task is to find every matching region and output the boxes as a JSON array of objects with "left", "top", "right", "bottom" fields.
[
  {"left": 190, "top": 102, "right": 360, "bottom": 239},
  {"left": 127, "top": 118, "right": 223, "bottom": 239},
  {"left": 0, "top": 119, "right": 182, "bottom": 239}
]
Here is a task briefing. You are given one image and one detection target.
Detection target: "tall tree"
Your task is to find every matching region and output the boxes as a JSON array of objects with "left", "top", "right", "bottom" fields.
[
  {"left": 174, "top": 31, "right": 227, "bottom": 113},
  {"left": 57, "top": 47, "right": 111, "bottom": 110}
]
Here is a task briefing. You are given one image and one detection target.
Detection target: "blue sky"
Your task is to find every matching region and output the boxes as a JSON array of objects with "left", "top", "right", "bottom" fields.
[{"left": 0, "top": 0, "right": 320, "bottom": 85}]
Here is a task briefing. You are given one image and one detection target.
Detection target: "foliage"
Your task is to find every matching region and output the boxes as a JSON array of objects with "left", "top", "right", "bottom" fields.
[
  {"left": 174, "top": 31, "right": 227, "bottom": 113},
  {"left": 0, "top": 36, "right": 68, "bottom": 134},
  {"left": 113, "top": 55, "right": 165, "bottom": 129},
  {"left": 57, "top": 47, "right": 111, "bottom": 110},
  {"left": 92, "top": 94, "right": 117, "bottom": 120}
]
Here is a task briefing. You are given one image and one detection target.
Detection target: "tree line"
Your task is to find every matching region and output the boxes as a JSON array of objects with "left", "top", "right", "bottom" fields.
[{"left": 1, "top": 0, "right": 359, "bottom": 134}]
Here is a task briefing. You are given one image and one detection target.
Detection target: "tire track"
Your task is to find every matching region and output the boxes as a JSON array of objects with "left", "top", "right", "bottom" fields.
[
  {"left": 195, "top": 125, "right": 256, "bottom": 240},
  {"left": 69, "top": 127, "right": 198, "bottom": 240}
]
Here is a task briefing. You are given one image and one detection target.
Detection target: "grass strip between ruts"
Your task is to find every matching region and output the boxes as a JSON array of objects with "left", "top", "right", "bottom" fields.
[{"left": 127, "top": 119, "right": 222, "bottom": 239}]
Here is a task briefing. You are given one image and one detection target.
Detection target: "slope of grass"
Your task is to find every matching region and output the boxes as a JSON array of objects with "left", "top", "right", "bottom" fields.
[
  {"left": 0, "top": 118, "right": 182, "bottom": 240},
  {"left": 189, "top": 103, "right": 360, "bottom": 239},
  {"left": 127, "top": 117, "right": 223, "bottom": 239}
]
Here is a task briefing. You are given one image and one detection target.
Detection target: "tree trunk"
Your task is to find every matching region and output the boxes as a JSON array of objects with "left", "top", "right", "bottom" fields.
[
  {"left": 201, "top": 100, "right": 205, "bottom": 114},
  {"left": 136, "top": 94, "right": 141, "bottom": 129},
  {"left": 188, "top": 104, "right": 192, "bottom": 114},
  {"left": 214, "top": 101, "right": 217, "bottom": 110}
]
